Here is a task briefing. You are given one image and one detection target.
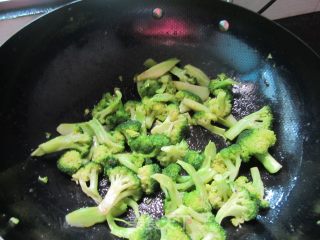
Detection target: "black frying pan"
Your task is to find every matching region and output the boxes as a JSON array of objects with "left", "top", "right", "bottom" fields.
[{"left": 0, "top": 0, "right": 320, "bottom": 239}]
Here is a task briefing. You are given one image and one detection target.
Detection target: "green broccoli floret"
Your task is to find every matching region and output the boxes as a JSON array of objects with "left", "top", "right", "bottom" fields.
[
  {"left": 184, "top": 64, "right": 210, "bottom": 87},
  {"left": 178, "top": 161, "right": 211, "bottom": 213},
  {"left": 138, "top": 164, "right": 161, "bottom": 194},
  {"left": 156, "top": 74, "right": 177, "bottom": 95},
  {"left": 215, "top": 184, "right": 259, "bottom": 227},
  {"left": 57, "top": 150, "right": 87, "bottom": 175},
  {"left": 206, "top": 175, "right": 232, "bottom": 210},
  {"left": 88, "top": 118, "right": 125, "bottom": 153},
  {"left": 136, "top": 58, "right": 180, "bottom": 81},
  {"left": 31, "top": 133, "right": 92, "bottom": 157},
  {"left": 92, "top": 88, "right": 123, "bottom": 124},
  {"left": 237, "top": 128, "right": 281, "bottom": 173},
  {"left": 156, "top": 103, "right": 180, "bottom": 122},
  {"left": 192, "top": 111, "right": 226, "bottom": 139},
  {"left": 151, "top": 174, "right": 183, "bottom": 215},
  {"left": 104, "top": 105, "right": 129, "bottom": 129},
  {"left": 72, "top": 162, "right": 102, "bottom": 204},
  {"left": 205, "top": 89, "right": 232, "bottom": 118},
  {"left": 175, "top": 90, "right": 202, "bottom": 103},
  {"left": 98, "top": 166, "right": 141, "bottom": 215},
  {"left": 224, "top": 106, "right": 273, "bottom": 141},
  {"left": 115, "top": 120, "right": 142, "bottom": 140},
  {"left": 107, "top": 214, "right": 160, "bottom": 240},
  {"left": 128, "top": 134, "right": 171, "bottom": 157},
  {"left": 111, "top": 152, "right": 146, "bottom": 173},
  {"left": 91, "top": 144, "right": 113, "bottom": 166},
  {"left": 151, "top": 114, "right": 189, "bottom": 144},
  {"left": 157, "top": 217, "right": 190, "bottom": 240},
  {"left": 157, "top": 140, "right": 189, "bottom": 166},
  {"left": 211, "top": 144, "right": 242, "bottom": 181},
  {"left": 137, "top": 79, "right": 162, "bottom": 98},
  {"left": 162, "top": 163, "right": 182, "bottom": 182},
  {"left": 168, "top": 205, "right": 226, "bottom": 240},
  {"left": 235, "top": 167, "right": 269, "bottom": 208},
  {"left": 183, "top": 150, "right": 205, "bottom": 170},
  {"left": 209, "top": 73, "right": 236, "bottom": 94}
]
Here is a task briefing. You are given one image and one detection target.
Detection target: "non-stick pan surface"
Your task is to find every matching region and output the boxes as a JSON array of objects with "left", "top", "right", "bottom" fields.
[{"left": 0, "top": 0, "right": 319, "bottom": 239}]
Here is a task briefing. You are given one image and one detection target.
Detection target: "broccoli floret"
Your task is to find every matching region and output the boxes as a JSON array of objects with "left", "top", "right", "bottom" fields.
[
  {"left": 128, "top": 134, "right": 171, "bottom": 157},
  {"left": 235, "top": 167, "right": 269, "bottom": 208},
  {"left": 178, "top": 161, "right": 211, "bottom": 212},
  {"left": 104, "top": 105, "right": 129, "bottom": 129},
  {"left": 205, "top": 89, "right": 232, "bottom": 118},
  {"left": 57, "top": 150, "right": 87, "bottom": 175},
  {"left": 91, "top": 144, "right": 114, "bottom": 166},
  {"left": 137, "top": 79, "right": 162, "bottom": 98},
  {"left": 162, "top": 163, "right": 182, "bottom": 182},
  {"left": 184, "top": 64, "right": 210, "bottom": 87},
  {"left": 88, "top": 118, "right": 125, "bottom": 153},
  {"left": 138, "top": 164, "right": 161, "bottom": 194},
  {"left": 72, "top": 162, "right": 102, "bottom": 204},
  {"left": 225, "top": 106, "right": 273, "bottom": 141},
  {"left": 206, "top": 175, "right": 232, "bottom": 209},
  {"left": 157, "top": 217, "right": 190, "bottom": 240},
  {"left": 151, "top": 114, "right": 189, "bottom": 144},
  {"left": 211, "top": 144, "right": 242, "bottom": 181},
  {"left": 92, "top": 88, "right": 123, "bottom": 124},
  {"left": 115, "top": 120, "right": 142, "bottom": 140},
  {"left": 175, "top": 90, "right": 202, "bottom": 103},
  {"left": 136, "top": 58, "right": 180, "bottom": 81},
  {"left": 168, "top": 205, "right": 226, "bottom": 240},
  {"left": 208, "top": 73, "right": 237, "bottom": 95},
  {"left": 237, "top": 128, "right": 281, "bottom": 173},
  {"left": 31, "top": 133, "right": 92, "bottom": 157},
  {"left": 215, "top": 184, "right": 259, "bottom": 227},
  {"left": 156, "top": 74, "right": 177, "bottom": 95},
  {"left": 173, "top": 81, "right": 210, "bottom": 101},
  {"left": 112, "top": 152, "right": 146, "bottom": 173},
  {"left": 98, "top": 166, "right": 141, "bottom": 215},
  {"left": 152, "top": 174, "right": 183, "bottom": 215},
  {"left": 157, "top": 140, "right": 189, "bottom": 166},
  {"left": 107, "top": 214, "right": 160, "bottom": 240},
  {"left": 183, "top": 150, "right": 205, "bottom": 170}
]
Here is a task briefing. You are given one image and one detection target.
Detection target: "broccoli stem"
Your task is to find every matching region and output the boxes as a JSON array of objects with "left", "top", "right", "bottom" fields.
[
  {"left": 180, "top": 98, "right": 210, "bottom": 113},
  {"left": 117, "top": 154, "right": 139, "bottom": 173},
  {"left": 57, "top": 122, "right": 93, "bottom": 135},
  {"left": 176, "top": 168, "right": 216, "bottom": 191},
  {"left": 224, "top": 119, "right": 251, "bottom": 140},
  {"left": 199, "top": 123, "right": 226, "bottom": 139},
  {"left": 173, "top": 81, "right": 210, "bottom": 101},
  {"left": 78, "top": 170, "right": 102, "bottom": 204},
  {"left": 217, "top": 114, "right": 237, "bottom": 128},
  {"left": 201, "top": 141, "right": 216, "bottom": 170},
  {"left": 124, "top": 198, "right": 140, "bottom": 218},
  {"left": 224, "top": 157, "right": 241, "bottom": 181},
  {"left": 255, "top": 152, "right": 282, "bottom": 174},
  {"left": 65, "top": 207, "right": 106, "bottom": 227},
  {"left": 250, "top": 167, "right": 264, "bottom": 199},
  {"left": 143, "top": 58, "right": 157, "bottom": 68},
  {"left": 106, "top": 215, "right": 134, "bottom": 239},
  {"left": 184, "top": 64, "right": 210, "bottom": 87},
  {"left": 136, "top": 58, "right": 180, "bottom": 81}
]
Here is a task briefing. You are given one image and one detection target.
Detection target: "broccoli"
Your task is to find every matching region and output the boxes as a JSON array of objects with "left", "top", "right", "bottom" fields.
[
  {"left": 136, "top": 58, "right": 180, "bottom": 81},
  {"left": 237, "top": 128, "right": 281, "bottom": 173},
  {"left": 57, "top": 150, "right": 87, "bottom": 175},
  {"left": 173, "top": 81, "right": 210, "bottom": 101},
  {"left": 215, "top": 184, "right": 259, "bottom": 226},
  {"left": 98, "top": 166, "right": 141, "bottom": 215},
  {"left": 183, "top": 150, "right": 205, "bottom": 170},
  {"left": 175, "top": 90, "right": 202, "bottom": 103},
  {"left": 168, "top": 205, "right": 226, "bottom": 240},
  {"left": 128, "top": 134, "right": 171, "bottom": 157},
  {"left": 56, "top": 122, "right": 92, "bottom": 136},
  {"left": 224, "top": 106, "right": 273, "bottom": 141},
  {"left": 211, "top": 144, "right": 242, "bottom": 181},
  {"left": 184, "top": 64, "right": 210, "bottom": 87},
  {"left": 91, "top": 144, "right": 111, "bottom": 165},
  {"left": 208, "top": 73, "right": 237, "bottom": 95},
  {"left": 157, "top": 217, "right": 190, "bottom": 240},
  {"left": 162, "top": 163, "right": 182, "bottom": 182},
  {"left": 178, "top": 160, "right": 211, "bottom": 213},
  {"left": 104, "top": 105, "right": 129, "bottom": 129},
  {"left": 88, "top": 118, "right": 125, "bottom": 153},
  {"left": 151, "top": 174, "right": 183, "bottom": 215},
  {"left": 138, "top": 164, "right": 161, "bottom": 194},
  {"left": 137, "top": 79, "right": 163, "bottom": 98},
  {"left": 124, "top": 100, "right": 148, "bottom": 133},
  {"left": 38, "top": 175, "right": 49, "bottom": 184},
  {"left": 115, "top": 120, "right": 142, "bottom": 140},
  {"left": 107, "top": 214, "right": 160, "bottom": 240},
  {"left": 112, "top": 152, "right": 146, "bottom": 173},
  {"left": 151, "top": 114, "right": 189, "bottom": 144},
  {"left": 31, "top": 133, "right": 92, "bottom": 157},
  {"left": 66, "top": 206, "right": 107, "bottom": 227},
  {"left": 156, "top": 74, "right": 177, "bottom": 95},
  {"left": 205, "top": 89, "right": 232, "bottom": 118},
  {"left": 72, "top": 162, "right": 102, "bottom": 204},
  {"left": 206, "top": 175, "right": 232, "bottom": 209},
  {"left": 92, "top": 88, "right": 123, "bottom": 124},
  {"left": 157, "top": 140, "right": 189, "bottom": 166},
  {"left": 235, "top": 167, "right": 269, "bottom": 208}
]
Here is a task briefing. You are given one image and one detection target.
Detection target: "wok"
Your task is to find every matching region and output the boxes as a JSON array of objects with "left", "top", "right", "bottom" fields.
[{"left": 0, "top": 0, "right": 319, "bottom": 239}]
